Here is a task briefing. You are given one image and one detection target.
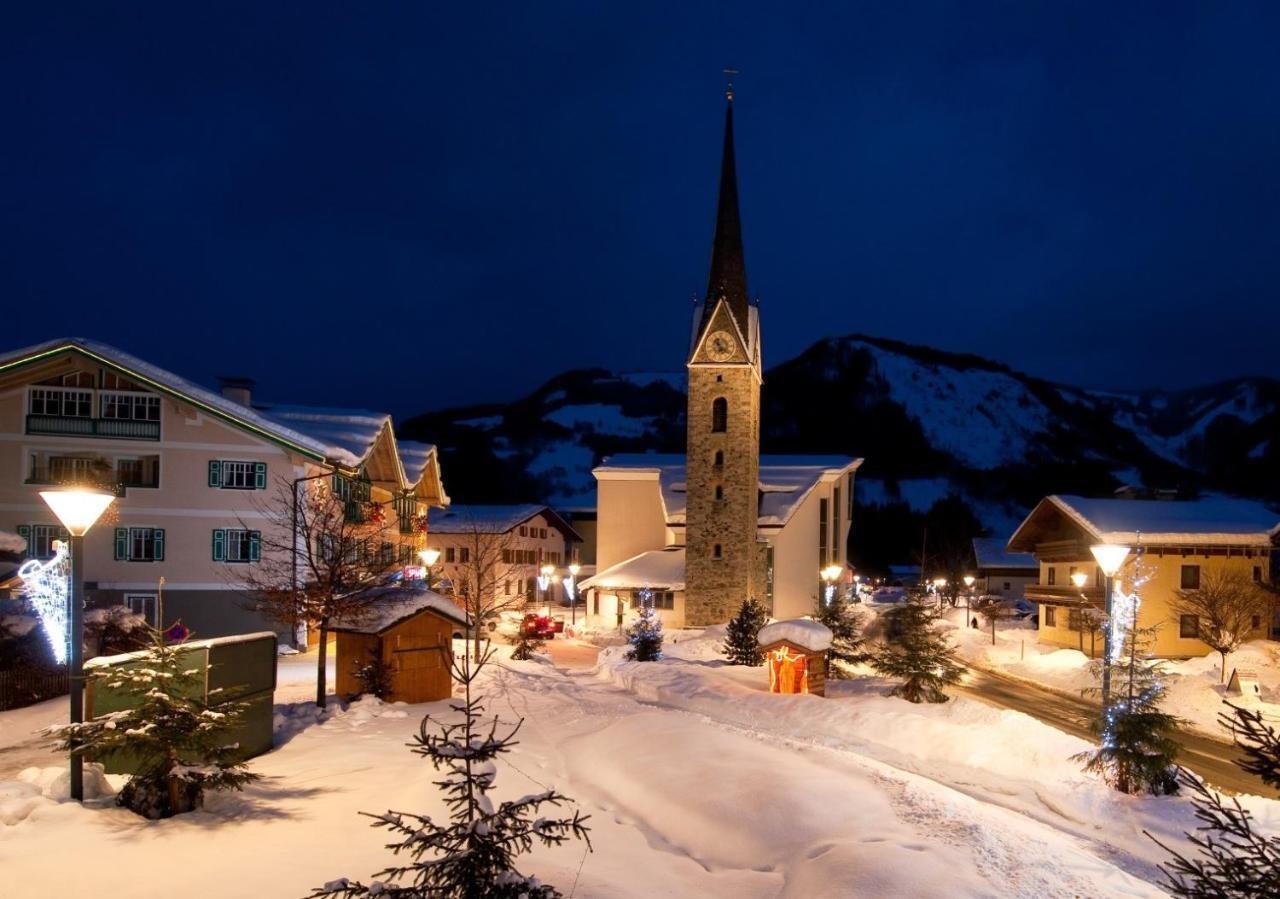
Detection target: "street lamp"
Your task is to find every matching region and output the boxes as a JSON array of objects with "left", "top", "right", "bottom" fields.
[
  {"left": 933, "top": 576, "right": 948, "bottom": 609},
  {"left": 820, "top": 565, "right": 842, "bottom": 605},
  {"left": 38, "top": 487, "right": 115, "bottom": 803},
  {"left": 539, "top": 563, "right": 556, "bottom": 611},
  {"left": 1090, "top": 544, "right": 1131, "bottom": 707},
  {"left": 567, "top": 562, "right": 581, "bottom": 624},
  {"left": 1070, "top": 571, "right": 1090, "bottom": 655},
  {"left": 418, "top": 547, "right": 441, "bottom": 590},
  {"left": 963, "top": 574, "right": 975, "bottom": 628}
]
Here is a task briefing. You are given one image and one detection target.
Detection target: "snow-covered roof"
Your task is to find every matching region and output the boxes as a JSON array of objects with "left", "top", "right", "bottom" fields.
[
  {"left": 397, "top": 440, "right": 437, "bottom": 486},
  {"left": 0, "top": 530, "right": 27, "bottom": 554},
  {"left": 0, "top": 338, "right": 332, "bottom": 461},
  {"left": 579, "top": 547, "right": 686, "bottom": 592},
  {"left": 427, "top": 504, "right": 581, "bottom": 542},
  {"left": 1008, "top": 494, "right": 1280, "bottom": 552},
  {"left": 262, "top": 405, "right": 391, "bottom": 469},
  {"left": 757, "top": 618, "right": 832, "bottom": 652},
  {"left": 328, "top": 586, "right": 470, "bottom": 634},
  {"left": 594, "top": 454, "right": 863, "bottom": 527},
  {"left": 85, "top": 631, "right": 279, "bottom": 669},
  {"left": 972, "top": 537, "right": 1037, "bottom": 571}
]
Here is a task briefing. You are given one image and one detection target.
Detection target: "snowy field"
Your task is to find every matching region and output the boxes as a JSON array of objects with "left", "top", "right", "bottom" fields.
[
  {"left": 942, "top": 608, "right": 1280, "bottom": 738},
  {"left": 2, "top": 634, "right": 1279, "bottom": 898}
]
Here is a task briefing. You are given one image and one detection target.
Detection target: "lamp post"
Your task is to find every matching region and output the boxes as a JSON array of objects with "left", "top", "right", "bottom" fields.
[
  {"left": 1090, "top": 544, "right": 1131, "bottom": 708},
  {"left": 933, "top": 577, "right": 948, "bottom": 609},
  {"left": 567, "top": 562, "right": 581, "bottom": 624},
  {"left": 38, "top": 487, "right": 114, "bottom": 803},
  {"left": 1070, "top": 571, "right": 1089, "bottom": 654},
  {"left": 820, "top": 565, "right": 842, "bottom": 605},
  {"left": 539, "top": 563, "right": 555, "bottom": 612},
  {"left": 418, "top": 547, "right": 441, "bottom": 590},
  {"left": 963, "top": 574, "right": 975, "bottom": 628}
]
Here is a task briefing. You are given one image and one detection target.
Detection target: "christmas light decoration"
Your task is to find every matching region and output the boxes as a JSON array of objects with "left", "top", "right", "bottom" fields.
[{"left": 18, "top": 540, "right": 71, "bottom": 665}]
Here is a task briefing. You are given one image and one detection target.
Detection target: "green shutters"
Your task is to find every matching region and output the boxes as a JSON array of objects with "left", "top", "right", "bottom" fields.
[
  {"left": 212, "top": 528, "right": 226, "bottom": 561},
  {"left": 210, "top": 459, "right": 267, "bottom": 489},
  {"left": 114, "top": 527, "right": 128, "bottom": 560},
  {"left": 16, "top": 525, "right": 30, "bottom": 546},
  {"left": 249, "top": 530, "right": 261, "bottom": 562},
  {"left": 153, "top": 528, "right": 165, "bottom": 561},
  {"left": 213, "top": 528, "right": 260, "bottom": 562},
  {"left": 208, "top": 460, "right": 222, "bottom": 487},
  {"left": 254, "top": 462, "right": 267, "bottom": 489}
]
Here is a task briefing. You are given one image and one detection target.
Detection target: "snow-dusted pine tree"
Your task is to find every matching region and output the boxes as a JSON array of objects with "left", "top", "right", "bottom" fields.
[
  {"left": 1147, "top": 704, "right": 1280, "bottom": 897},
  {"left": 508, "top": 620, "right": 547, "bottom": 661},
  {"left": 351, "top": 647, "right": 394, "bottom": 700},
  {"left": 625, "top": 589, "right": 663, "bottom": 662},
  {"left": 868, "top": 594, "right": 962, "bottom": 702},
  {"left": 722, "top": 598, "right": 769, "bottom": 666},
  {"left": 1074, "top": 617, "right": 1180, "bottom": 795},
  {"left": 310, "top": 631, "right": 590, "bottom": 898},
  {"left": 50, "top": 626, "right": 258, "bottom": 819},
  {"left": 814, "top": 593, "right": 863, "bottom": 678}
]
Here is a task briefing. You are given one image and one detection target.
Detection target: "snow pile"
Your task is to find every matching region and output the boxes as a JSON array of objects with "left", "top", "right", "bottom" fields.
[
  {"left": 0, "top": 529, "right": 28, "bottom": 553},
  {"left": 2, "top": 765, "right": 117, "bottom": 825},
  {"left": 757, "top": 618, "right": 832, "bottom": 652},
  {"left": 579, "top": 547, "right": 685, "bottom": 592}
]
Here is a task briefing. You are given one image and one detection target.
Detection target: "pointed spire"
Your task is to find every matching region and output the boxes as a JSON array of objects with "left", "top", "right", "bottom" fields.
[{"left": 701, "top": 90, "right": 751, "bottom": 336}]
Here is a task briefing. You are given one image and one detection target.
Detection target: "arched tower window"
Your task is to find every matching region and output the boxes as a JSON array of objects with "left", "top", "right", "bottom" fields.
[
  {"left": 713, "top": 544, "right": 723, "bottom": 560},
  {"left": 713, "top": 450, "right": 724, "bottom": 467},
  {"left": 714, "top": 484, "right": 724, "bottom": 501},
  {"left": 711, "top": 397, "right": 728, "bottom": 433}
]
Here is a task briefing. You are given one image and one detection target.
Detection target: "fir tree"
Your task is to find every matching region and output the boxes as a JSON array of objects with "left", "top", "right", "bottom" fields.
[
  {"left": 722, "top": 599, "right": 769, "bottom": 666},
  {"left": 814, "top": 593, "right": 863, "bottom": 678},
  {"left": 352, "top": 647, "right": 395, "bottom": 700},
  {"left": 50, "top": 626, "right": 258, "bottom": 819},
  {"left": 868, "top": 595, "right": 963, "bottom": 702},
  {"left": 1147, "top": 704, "right": 1280, "bottom": 897},
  {"left": 508, "top": 620, "right": 547, "bottom": 662},
  {"left": 310, "top": 636, "right": 590, "bottom": 898},
  {"left": 1074, "top": 620, "right": 1180, "bottom": 795},
  {"left": 625, "top": 590, "right": 663, "bottom": 662}
]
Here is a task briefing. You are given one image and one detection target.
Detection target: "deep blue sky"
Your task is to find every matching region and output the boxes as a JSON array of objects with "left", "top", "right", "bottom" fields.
[{"left": 4, "top": 3, "right": 1279, "bottom": 416}]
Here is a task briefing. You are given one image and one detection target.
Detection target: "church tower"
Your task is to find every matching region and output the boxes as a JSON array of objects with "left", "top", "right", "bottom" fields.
[{"left": 684, "top": 86, "right": 765, "bottom": 626}]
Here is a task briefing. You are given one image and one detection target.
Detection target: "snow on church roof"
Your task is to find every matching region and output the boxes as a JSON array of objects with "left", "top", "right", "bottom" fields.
[
  {"left": 0, "top": 338, "right": 333, "bottom": 461},
  {"left": 261, "top": 405, "right": 391, "bottom": 468},
  {"left": 1008, "top": 494, "right": 1280, "bottom": 552},
  {"left": 579, "top": 547, "right": 686, "bottom": 592},
  {"left": 758, "top": 618, "right": 833, "bottom": 652},
  {"left": 594, "top": 454, "right": 862, "bottom": 527}
]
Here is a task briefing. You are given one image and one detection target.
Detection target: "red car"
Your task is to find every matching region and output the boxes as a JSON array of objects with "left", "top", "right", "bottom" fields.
[{"left": 521, "top": 613, "right": 557, "bottom": 639}]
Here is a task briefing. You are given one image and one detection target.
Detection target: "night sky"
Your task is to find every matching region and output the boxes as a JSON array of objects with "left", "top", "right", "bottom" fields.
[{"left": 5, "top": 3, "right": 1279, "bottom": 416}]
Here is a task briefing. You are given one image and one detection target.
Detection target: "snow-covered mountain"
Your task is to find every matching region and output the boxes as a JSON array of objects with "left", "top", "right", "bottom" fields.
[{"left": 400, "top": 335, "right": 1278, "bottom": 553}]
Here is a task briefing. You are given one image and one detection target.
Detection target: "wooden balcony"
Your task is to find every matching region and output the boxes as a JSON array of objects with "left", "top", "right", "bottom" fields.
[
  {"left": 1025, "top": 583, "right": 1104, "bottom": 607},
  {"left": 27, "top": 415, "right": 160, "bottom": 441}
]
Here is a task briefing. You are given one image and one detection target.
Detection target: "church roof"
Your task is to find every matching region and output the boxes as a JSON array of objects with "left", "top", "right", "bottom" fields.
[
  {"left": 579, "top": 547, "right": 686, "bottom": 593},
  {"left": 594, "top": 454, "right": 862, "bottom": 528}
]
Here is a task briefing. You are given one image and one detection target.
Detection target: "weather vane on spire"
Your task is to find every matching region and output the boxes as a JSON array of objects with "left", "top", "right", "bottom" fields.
[{"left": 723, "top": 67, "right": 739, "bottom": 101}]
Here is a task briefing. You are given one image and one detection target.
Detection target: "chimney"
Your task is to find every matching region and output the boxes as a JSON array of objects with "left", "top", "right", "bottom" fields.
[{"left": 217, "top": 376, "right": 255, "bottom": 408}]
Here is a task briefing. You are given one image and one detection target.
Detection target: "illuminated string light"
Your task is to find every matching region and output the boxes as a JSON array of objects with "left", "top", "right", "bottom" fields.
[{"left": 18, "top": 540, "right": 71, "bottom": 665}]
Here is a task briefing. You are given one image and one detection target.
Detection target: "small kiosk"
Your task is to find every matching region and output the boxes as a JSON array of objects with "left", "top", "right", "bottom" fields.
[{"left": 758, "top": 619, "right": 833, "bottom": 697}]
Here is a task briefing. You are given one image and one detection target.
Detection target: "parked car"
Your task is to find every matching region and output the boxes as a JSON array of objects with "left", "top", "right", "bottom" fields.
[
  {"left": 872, "top": 586, "right": 906, "bottom": 604},
  {"left": 521, "top": 613, "right": 557, "bottom": 639}
]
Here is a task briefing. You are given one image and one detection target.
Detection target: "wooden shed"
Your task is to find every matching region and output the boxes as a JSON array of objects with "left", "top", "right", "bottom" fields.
[
  {"left": 331, "top": 588, "right": 470, "bottom": 704},
  {"left": 757, "top": 619, "right": 833, "bottom": 697}
]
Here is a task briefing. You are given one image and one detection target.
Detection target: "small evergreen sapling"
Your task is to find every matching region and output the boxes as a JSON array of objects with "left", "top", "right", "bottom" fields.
[
  {"left": 1074, "top": 620, "right": 1180, "bottom": 796},
  {"left": 723, "top": 599, "right": 769, "bottom": 666},
  {"left": 50, "top": 626, "right": 258, "bottom": 819},
  {"left": 868, "top": 594, "right": 963, "bottom": 702},
  {"left": 352, "top": 647, "right": 395, "bottom": 700},
  {"left": 625, "top": 590, "right": 663, "bottom": 662},
  {"left": 508, "top": 620, "right": 547, "bottom": 662},
  {"left": 814, "top": 592, "right": 863, "bottom": 678},
  {"left": 1147, "top": 704, "right": 1280, "bottom": 897}
]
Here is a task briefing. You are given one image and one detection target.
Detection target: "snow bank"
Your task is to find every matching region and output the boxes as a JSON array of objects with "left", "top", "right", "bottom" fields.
[{"left": 757, "top": 618, "right": 832, "bottom": 652}]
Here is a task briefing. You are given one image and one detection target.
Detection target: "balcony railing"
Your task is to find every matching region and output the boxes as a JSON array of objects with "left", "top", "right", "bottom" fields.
[
  {"left": 24, "top": 469, "right": 127, "bottom": 497},
  {"left": 1025, "top": 583, "right": 1105, "bottom": 606},
  {"left": 27, "top": 415, "right": 160, "bottom": 441}
]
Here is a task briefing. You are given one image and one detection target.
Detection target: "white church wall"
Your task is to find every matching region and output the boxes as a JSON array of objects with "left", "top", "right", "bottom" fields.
[{"left": 595, "top": 474, "right": 668, "bottom": 572}]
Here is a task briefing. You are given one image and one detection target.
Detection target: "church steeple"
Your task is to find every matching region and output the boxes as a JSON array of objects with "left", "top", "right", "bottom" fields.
[{"left": 700, "top": 90, "right": 751, "bottom": 338}]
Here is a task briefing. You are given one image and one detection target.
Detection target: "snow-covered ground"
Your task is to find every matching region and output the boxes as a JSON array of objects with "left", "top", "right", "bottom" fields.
[
  {"left": 943, "top": 609, "right": 1280, "bottom": 739},
  {"left": 2, "top": 637, "right": 1278, "bottom": 897}
]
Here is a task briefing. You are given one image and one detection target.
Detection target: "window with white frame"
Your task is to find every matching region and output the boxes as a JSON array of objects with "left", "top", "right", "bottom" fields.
[
  {"left": 29, "top": 387, "right": 92, "bottom": 417},
  {"left": 100, "top": 392, "right": 160, "bottom": 421},
  {"left": 114, "top": 527, "right": 164, "bottom": 562},
  {"left": 213, "top": 528, "right": 260, "bottom": 563},
  {"left": 15, "top": 524, "right": 69, "bottom": 559},
  {"left": 209, "top": 460, "right": 265, "bottom": 490},
  {"left": 125, "top": 594, "right": 158, "bottom": 626}
]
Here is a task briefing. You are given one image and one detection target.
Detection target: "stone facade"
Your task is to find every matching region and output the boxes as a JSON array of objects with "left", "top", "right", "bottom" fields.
[{"left": 685, "top": 300, "right": 763, "bottom": 625}]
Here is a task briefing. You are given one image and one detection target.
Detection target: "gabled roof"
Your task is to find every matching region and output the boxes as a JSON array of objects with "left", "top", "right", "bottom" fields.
[
  {"left": 0, "top": 338, "right": 330, "bottom": 461},
  {"left": 579, "top": 547, "right": 686, "bottom": 592},
  {"left": 262, "top": 405, "right": 392, "bottom": 470},
  {"left": 328, "top": 586, "right": 469, "bottom": 635},
  {"left": 1008, "top": 494, "right": 1280, "bottom": 553},
  {"left": 427, "top": 504, "right": 582, "bottom": 542},
  {"left": 972, "top": 537, "right": 1037, "bottom": 571},
  {"left": 594, "top": 454, "right": 863, "bottom": 527},
  {"left": 398, "top": 440, "right": 449, "bottom": 505}
]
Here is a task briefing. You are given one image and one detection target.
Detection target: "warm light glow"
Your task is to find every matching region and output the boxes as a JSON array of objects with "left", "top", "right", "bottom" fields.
[
  {"left": 18, "top": 542, "right": 70, "bottom": 664},
  {"left": 1090, "top": 544, "right": 1130, "bottom": 578},
  {"left": 933, "top": 577, "right": 947, "bottom": 588},
  {"left": 568, "top": 562, "right": 581, "bottom": 577},
  {"left": 540, "top": 564, "right": 555, "bottom": 578},
  {"left": 419, "top": 548, "right": 440, "bottom": 567},
  {"left": 1070, "top": 571, "right": 1088, "bottom": 589},
  {"left": 38, "top": 488, "right": 114, "bottom": 536},
  {"left": 821, "top": 565, "right": 842, "bottom": 583},
  {"left": 963, "top": 575, "right": 975, "bottom": 588}
]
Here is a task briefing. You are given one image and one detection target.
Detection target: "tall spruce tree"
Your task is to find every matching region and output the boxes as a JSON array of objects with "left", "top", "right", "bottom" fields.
[
  {"left": 311, "top": 626, "right": 590, "bottom": 898},
  {"left": 1147, "top": 704, "right": 1280, "bottom": 897},
  {"left": 1074, "top": 619, "right": 1180, "bottom": 795},
  {"left": 723, "top": 599, "right": 769, "bottom": 666},
  {"left": 50, "top": 626, "right": 258, "bottom": 819},
  {"left": 625, "top": 590, "right": 663, "bottom": 662},
  {"left": 868, "top": 595, "right": 963, "bottom": 702},
  {"left": 814, "top": 593, "right": 863, "bottom": 678}
]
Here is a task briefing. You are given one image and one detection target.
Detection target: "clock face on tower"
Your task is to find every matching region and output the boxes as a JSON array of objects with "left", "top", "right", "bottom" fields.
[{"left": 706, "top": 330, "right": 736, "bottom": 362}]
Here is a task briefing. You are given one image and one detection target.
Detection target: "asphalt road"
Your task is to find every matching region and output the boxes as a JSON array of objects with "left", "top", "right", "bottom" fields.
[{"left": 956, "top": 666, "right": 1278, "bottom": 797}]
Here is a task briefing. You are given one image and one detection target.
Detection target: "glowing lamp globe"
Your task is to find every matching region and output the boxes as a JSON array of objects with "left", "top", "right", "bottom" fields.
[
  {"left": 419, "top": 548, "right": 441, "bottom": 567},
  {"left": 1090, "top": 544, "right": 1130, "bottom": 578},
  {"left": 821, "top": 565, "right": 842, "bottom": 583},
  {"left": 963, "top": 575, "right": 975, "bottom": 588},
  {"left": 1070, "top": 571, "right": 1088, "bottom": 588},
  {"left": 38, "top": 488, "right": 114, "bottom": 536},
  {"left": 568, "top": 562, "right": 581, "bottom": 577}
]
